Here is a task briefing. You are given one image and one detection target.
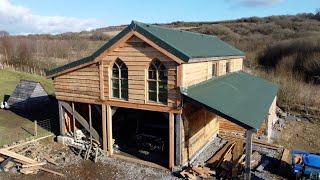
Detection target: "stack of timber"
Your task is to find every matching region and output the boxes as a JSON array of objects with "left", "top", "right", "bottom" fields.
[
  {"left": 180, "top": 165, "right": 215, "bottom": 179},
  {"left": 202, "top": 137, "right": 285, "bottom": 179}
]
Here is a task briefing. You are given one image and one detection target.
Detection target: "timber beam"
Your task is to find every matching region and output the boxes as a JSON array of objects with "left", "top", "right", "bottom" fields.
[
  {"left": 244, "top": 129, "right": 254, "bottom": 180},
  {"left": 169, "top": 112, "right": 174, "bottom": 170},
  {"left": 58, "top": 101, "right": 66, "bottom": 136},
  {"left": 175, "top": 114, "right": 182, "bottom": 166},
  {"left": 107, "top": 105, "right": 113, "bottom": 156}
]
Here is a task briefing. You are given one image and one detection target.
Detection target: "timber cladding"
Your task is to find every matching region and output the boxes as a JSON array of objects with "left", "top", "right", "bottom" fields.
[
  {"left": 181, "top": 58, "right": 243, "bottom": 87},
  {"left": 100, "top": 35, "right": 180, "bottom": 108},
  {"left": 53, "top": 63, "right": 100, "bottom": 103},
  {"left": 52, "top": 35, "right": 180, "bottom": 108},
  {"left": 218, "top": 116, "right": 267, "bottom": 137},
  {"left": 181, "top": 102, "right": 219, "bottom": 164}
]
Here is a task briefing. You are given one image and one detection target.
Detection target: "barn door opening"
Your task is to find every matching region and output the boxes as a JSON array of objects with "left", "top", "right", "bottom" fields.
[{"left": 112, "top": 107, "right": 169, "bottom": 167}]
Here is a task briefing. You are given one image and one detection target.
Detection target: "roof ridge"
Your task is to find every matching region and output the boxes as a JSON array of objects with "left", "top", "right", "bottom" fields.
[
  {"left": 134, "top": 21, "right": 192, "bottom": 60},
  {"left": 133, "top": 21, "right": 218, "bottom": 39}
]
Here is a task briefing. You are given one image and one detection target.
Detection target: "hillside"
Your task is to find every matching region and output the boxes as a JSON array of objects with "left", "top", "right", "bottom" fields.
[
  {"left": 0, "top": 13, "right": 319, "bottom": 116},
  {"left": 0, "top": 69, "right": 53, "bottom": 102}
]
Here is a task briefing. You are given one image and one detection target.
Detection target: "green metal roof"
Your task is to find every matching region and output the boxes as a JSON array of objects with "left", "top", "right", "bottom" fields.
[
  {"left": 46, "top": 21, "right": 244, "bottom": 77},
  {"left": 181, "top": 71, "right": 278, "bottom": 130}
]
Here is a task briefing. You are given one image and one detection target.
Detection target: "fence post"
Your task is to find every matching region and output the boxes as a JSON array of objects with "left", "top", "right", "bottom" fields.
[{"left": 34, "top": 120, "right": 38, "bottom": 136}]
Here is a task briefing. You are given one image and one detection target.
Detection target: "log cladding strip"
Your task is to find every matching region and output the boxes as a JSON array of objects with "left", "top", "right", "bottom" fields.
[
  {"left": 54, "top": 82, "right": 100, "bottom": 88},
  {"left": 55, "top": 92, "right": 99, "bottom": 100},
  {"left": 54, "top": 88, "right": 100, "bottom": 97},
  {"left": 53, "top": 63, "right": 100, "bottom": 100},
  {"left": 101, "top": 34, "right": 178, "bottom": 108}
]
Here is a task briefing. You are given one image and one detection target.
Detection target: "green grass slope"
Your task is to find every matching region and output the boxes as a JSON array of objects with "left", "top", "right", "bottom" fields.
[{"left": 0, "top": 68, "right": 53, "bottom": 102}]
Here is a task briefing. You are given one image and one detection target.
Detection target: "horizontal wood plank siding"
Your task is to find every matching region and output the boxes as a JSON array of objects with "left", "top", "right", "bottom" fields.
[
  {"left": 101, "top": 35, "right": 179, "bottom": 108},
  {"left": 182, "top": 58, "right": 244, "bottom": 87},
  {"left": 218, "top": 116, "right": 267, "bottom": 138},
  {"left": 53, "top": 64, "right": 100, "bottom": 102}
]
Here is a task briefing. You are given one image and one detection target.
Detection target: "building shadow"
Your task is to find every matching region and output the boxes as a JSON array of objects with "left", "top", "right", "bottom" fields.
[{"left": 7, "top": 95, "right": 60, "bottom": 135}]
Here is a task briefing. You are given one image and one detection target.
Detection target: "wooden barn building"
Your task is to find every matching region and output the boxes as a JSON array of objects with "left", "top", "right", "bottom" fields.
[{"left": 46, "top": 21, "right": 278, "bottom": 173}]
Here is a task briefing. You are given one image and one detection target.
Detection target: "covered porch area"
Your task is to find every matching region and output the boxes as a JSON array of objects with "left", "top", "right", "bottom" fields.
[{"left": 181, "top": 71, "right": 278, "bottom": 179}]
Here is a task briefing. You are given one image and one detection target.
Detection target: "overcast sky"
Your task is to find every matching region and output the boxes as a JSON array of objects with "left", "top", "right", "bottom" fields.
[{"left": 0, "top": 0, "right": 318, "bottom": 35}]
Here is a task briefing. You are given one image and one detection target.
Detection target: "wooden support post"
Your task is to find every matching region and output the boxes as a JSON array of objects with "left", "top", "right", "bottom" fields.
[
  {"left": 244, "top": 130, "right": 254, "bottom": 180},
  {"left": 107, "top": 105, "right": 113, "bottom": 156},
  {"left": 175, "top": 114, "right": 182, "bottom": 166},
  {"left": 169, "top": 112, "right": 174, "bottom": 170},
  {"left": 89, "top": 104, "right": 92, "bottom": 145},
  {"left": 72, "top": 102, "right": 76, "bottom": 138},
  {"left": 34, "top": 120, "right": 37, "bottom": 136},
  {"left": 58, "top": 101, "right": 65, "bottom": 136},
  {"left": 102, "top": 104, "right": 107, "bottom": 152}
]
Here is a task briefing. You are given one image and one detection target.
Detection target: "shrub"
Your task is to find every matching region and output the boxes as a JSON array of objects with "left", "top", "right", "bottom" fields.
[{"left": 258, "top": 38, "right": 320, "bottom": 83}]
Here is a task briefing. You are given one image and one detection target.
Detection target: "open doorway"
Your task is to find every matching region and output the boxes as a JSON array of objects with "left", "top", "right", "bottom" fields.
[{"left": 112, "top": 107, "right": 169, "bottom": 166}]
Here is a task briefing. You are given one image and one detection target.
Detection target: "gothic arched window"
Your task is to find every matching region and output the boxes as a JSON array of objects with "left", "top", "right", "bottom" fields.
[
  {"left": 112, "top": 58, "right": 128, "bottom": 100},
  {"left": 148, "top": 59, "right": 167, "bottom": 103}
]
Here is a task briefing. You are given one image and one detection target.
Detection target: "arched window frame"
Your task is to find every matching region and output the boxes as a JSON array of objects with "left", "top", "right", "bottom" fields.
[
  {"left": 111, "top": 58, "right": 128, "bottom": 100},
  {"left": 148, "top": 59, "right": 168, "bottom": 104}
]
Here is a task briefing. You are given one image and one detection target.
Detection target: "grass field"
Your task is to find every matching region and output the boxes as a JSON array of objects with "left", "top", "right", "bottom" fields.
[
  {"left": 0, "top": 109, "right": 52, "bottom": 146},
  {"left": 0, "top": 69, "right": 54, "bottom": 146},
  {"left": 0, "top": 68, "right": 54, "bottom": 102}
]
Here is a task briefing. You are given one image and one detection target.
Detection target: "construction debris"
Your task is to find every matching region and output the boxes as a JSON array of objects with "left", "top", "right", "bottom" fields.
[
  {"left": 180, "top": 165, "right": 215, "bottom": 179},
  {"left": 0, "top": 136, "right": 68, "bottom": 177},
  {"left": 179, "top": 133, "right": 287, "bottom": 179}
]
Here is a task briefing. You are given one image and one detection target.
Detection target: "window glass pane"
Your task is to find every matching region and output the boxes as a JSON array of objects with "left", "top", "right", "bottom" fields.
[
  {"left": 121, "top": 69, "right": 128, "bottom": 79},
  {"left": 159, "top": 81, "right": 167, "bottom": 91},
  {"left": 159, "top": 92, "right": 167, "bottom": 103},
  {"left": 154, "top": 59, "right": 161, "bottom": 68},
  {"left": 121, "top": 89, "right": 128, "bottom": 100},
  {"left": 121, "top": 79, "right": 128, "bottom": 89},
  {"left": 159, "top": 70, "right": 167, "bottom": 80},
  {"left": 226, "top": 62, "right": 230, "bottom": 73},
  {"left": 149, "top": 64, "right": 156, "bottom": 71},
  {"left": 148, "top": 81, "right": 156, "bottom": 91},
  {"left": 112, "top": 79, "right": 119, "bottom": 89},
  {"left": 148, "top": 70, "right": 156, "bottom": 80},
  {"left": 112, "top": 88, "right": 119, "bottom": 98},
  {"left": 148, "top": 91, "right": 157, "bottom": 102},
  {"left": 212, "top": 64, "right": 216, "bottom": 77},
  {"left": 116, "top": 59, "right": 123, "bottom": 67},
  {"left": 112, "top": 67, "right": 119, "bottom": 78}
]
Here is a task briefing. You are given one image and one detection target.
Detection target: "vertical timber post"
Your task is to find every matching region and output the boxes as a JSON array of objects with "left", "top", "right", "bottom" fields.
[
  {"left": 107, "top": 105, "right": 113, "bottom": 156},
  {"left": 169, "top": 112, "right": 174, "bottom": 170},
  {"left": 244, "top": 129, "right": 254, "bottom": 180},
  {"left": 102, "top": 104, "right": 107, "bottom": 152},
  {"left": 72, "top": 102, "right": 76, "bottom": 138},
  {"left": 89, "top": 104, "right": 92, "bottom": 145},
  {"left": 58, "top": 101, "right": 65, "bottom": 136},
  {"left": 175, "top": 114, "right": 182, "bottom": 166}
]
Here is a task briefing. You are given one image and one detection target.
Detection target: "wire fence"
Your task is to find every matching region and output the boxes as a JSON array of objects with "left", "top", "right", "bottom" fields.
[{"left": 0, "top": 118, "right": 54, "bottom": 147}]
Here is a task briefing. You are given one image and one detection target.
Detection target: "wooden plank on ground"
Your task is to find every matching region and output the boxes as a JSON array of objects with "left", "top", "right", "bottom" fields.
[
  {"left": 281, "top": 149, "right": 291, "bottom": 165},
  {"left": 0, "top": 149, "right": 37, "bottom": 164},
  {"left": 22, "top": 162, "right": 46, "bottom": 168},
  {"left": 207, "top": 141, "right": 235, "bottom": 169}
]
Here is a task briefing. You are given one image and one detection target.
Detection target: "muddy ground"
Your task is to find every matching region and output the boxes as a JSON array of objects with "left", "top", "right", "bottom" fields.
[
  {"left": 273, "top": 116, "right": 320, "bottom": 153},
  {"left": 0, "top": 138, "right": 175, "bottom": 180}
]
